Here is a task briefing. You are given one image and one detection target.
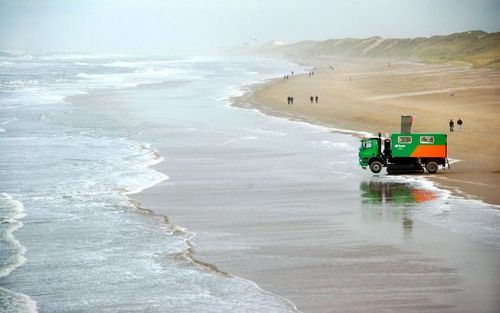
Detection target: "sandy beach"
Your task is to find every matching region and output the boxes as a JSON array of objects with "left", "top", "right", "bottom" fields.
[{"left": 236, "top": 59, "right": 500, "bottom": 205}]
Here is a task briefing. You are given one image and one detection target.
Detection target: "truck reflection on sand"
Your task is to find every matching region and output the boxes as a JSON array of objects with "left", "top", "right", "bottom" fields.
[
  {"left": 360, "top": 180, "right": 439, "bottom": 204},
  {"left": 360, "top": 180, "right": 439, "bottom": 235}
]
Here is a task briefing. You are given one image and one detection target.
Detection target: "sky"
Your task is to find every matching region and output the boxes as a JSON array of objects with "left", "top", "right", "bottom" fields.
[{"left": 0, "top": 0, "right": 499, "bottom": 55}]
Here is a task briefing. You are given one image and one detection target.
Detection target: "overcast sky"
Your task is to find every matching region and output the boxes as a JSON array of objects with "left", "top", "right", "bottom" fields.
[{"left": 1, "top": 0, "right": 499, "bottom": 55}]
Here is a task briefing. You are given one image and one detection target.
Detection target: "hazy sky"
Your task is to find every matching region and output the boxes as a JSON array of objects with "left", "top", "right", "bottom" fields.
[{"left": 1, "top": 0, "right": 499, "bottom": 55}]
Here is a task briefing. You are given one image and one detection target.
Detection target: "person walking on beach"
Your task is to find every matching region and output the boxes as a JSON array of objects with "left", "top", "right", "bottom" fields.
[
  {"left": 315, "top": 96, "right": 318, "bottom": 103},
  {"left": 290, "top": 96, "right": 294, "bottom": 105},
  {"left": 457, "top": 118, "right": 463, "bottom": 131},
  {"left": 310, "top": 96, "right": 314, "bottom": 104},
  {"left": 449, "top": 119, "right": 454, "bottom": 132},
  {"left": 287, "top": 96, "right": 290, "bottom": 105}
]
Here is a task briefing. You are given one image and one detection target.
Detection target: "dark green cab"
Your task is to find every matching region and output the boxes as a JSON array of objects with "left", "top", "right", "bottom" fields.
[{"left": 359, "top": 138, "right": 380, "bottom": 168}]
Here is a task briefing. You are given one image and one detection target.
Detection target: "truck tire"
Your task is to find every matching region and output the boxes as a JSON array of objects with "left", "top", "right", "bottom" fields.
[
  {"left": 426, "top": 161, "right": 439, "bottom": 174},
  {"left": 369, "top": 161, "right": 383, "bottom": 174}
]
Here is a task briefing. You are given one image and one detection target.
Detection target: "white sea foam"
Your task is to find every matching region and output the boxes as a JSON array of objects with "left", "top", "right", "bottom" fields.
[
  {"left": 0, "top": 287, "right": 38, "bottom": 313},
  {"left": 76, "top": 67, "right": 191, "bottom": 89},
  {"left": 0, "top": 193, "right": 28, "bottom": 279},
  {"left": 320, "top": 140, "right": 356, "bottom": 151},
  {"left": 0, "top": 117, "right": 18, "bottom": 125},
  {"left": 122, "top": 143, "right": 169, "bottom": 195},
  {"left": 103, "top": 61, "right": 148, "bottom": 68},
  {"left": 39, "top": 53, "right": 126, "bottom": 61}
]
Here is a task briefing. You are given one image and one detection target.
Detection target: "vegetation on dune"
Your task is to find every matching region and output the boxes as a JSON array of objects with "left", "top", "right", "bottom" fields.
[{"left": 262, "top": 31, "right": 500, "bottom": 69}]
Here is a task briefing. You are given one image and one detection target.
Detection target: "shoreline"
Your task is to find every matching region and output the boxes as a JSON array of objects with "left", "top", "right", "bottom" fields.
[
  {"left": 231, "top": 59, "right": 500, "bottom": 205},
  {"left": 67, "top": 63, "right": 500, "bottom": 312}
]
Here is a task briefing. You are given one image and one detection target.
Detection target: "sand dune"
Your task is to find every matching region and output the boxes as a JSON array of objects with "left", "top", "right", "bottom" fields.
[{"left": 257, "top": 31, "right": 500, "bottom": 69}]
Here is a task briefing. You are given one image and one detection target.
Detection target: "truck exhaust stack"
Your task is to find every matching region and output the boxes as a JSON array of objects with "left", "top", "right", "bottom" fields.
[{"left": 401, "top": 115, "right": 413, "bottom": 134}]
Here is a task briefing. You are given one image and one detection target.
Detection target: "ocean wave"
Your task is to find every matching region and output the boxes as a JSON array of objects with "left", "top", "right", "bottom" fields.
[
  {"left": 5, "top": 80, "right": 40, "bottom": 86},
  {"left": 38, "top": 53, "right": 127, "bottom": 61},
  {"left": 0, "top": 287, "right": 37, "bottom": 313},
  {"left": 75, "top": 67, "right": 191, "bottom": 89},
  {"left": 0, "top": 193, "right": 27, "bottom": 279},
  {"left": 0, "top": 105, "right": 20, "bottom": 110},
  {"left": 320, "top": 140, "right": 356, "bottom": 151},
  {"left": 0, "top": 194, "right": 32, "bottom": 313},
  {"left": 0, "top": 117, "right": 18, "bottom": 125},
  {"left": 102, "top": 61, "right": 148, "bottom": 68},
  {"left": 121, "top": 143, "right": 169, "bottom": 195}
]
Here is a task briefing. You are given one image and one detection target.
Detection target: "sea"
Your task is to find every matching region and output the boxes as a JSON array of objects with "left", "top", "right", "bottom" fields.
[{"left": 0, "top": 52, "right": 499, "bottom": 312}]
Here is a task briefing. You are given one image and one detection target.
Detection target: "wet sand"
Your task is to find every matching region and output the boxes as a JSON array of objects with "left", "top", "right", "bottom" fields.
[{"left": 235, "top": 59, "right": 500, "bottom": 205}]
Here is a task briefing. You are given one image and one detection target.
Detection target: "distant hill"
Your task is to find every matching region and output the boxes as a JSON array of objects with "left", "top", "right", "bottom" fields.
[{"left": 258, "top": 31, "right": 500, "bottom": 69}]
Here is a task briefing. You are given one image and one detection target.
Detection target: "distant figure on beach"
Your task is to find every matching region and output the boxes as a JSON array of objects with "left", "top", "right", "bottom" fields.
[
  {"left": 310, "top": 96, "right": 314, "bottom": 104},
  {"left": 457, "top": 118, "right": 463, "bottom": 131},
  {"left": 349, "top": 76, "right": 352, "bottom": 83},
  {"left": 291, "top": 96, "right": 294, "bottom": 104},
  {"left": 287, "top": 96, "right": 291, "bottom": 105},
  {"left": 315, "top": 96, "right": 318, "bottom": 103},
  {"left": 449, "top": 119, "right": 454, "bottom": 132}
]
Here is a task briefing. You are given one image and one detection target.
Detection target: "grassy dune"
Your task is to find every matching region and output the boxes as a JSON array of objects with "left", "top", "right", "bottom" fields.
[{"left": 262, "top": 31, "right": 500, "bottom": 68}]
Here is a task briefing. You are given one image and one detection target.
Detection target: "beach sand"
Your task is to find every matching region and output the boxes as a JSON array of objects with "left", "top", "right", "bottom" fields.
[{"left": 235, "top": 59, "right": 500, "bottom": 205}]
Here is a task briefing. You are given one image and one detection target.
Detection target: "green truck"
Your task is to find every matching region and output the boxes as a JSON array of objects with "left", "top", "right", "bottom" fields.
[{"left": 358, "top": 116, "right": 449, "bottom": 174}]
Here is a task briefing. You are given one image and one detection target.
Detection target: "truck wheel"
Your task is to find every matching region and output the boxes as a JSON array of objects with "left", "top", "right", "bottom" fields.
[
  {"left": 426, "top": 161, "right": 439, "bottom": 174},
  {"left": 369, "top": 161, "right": 383, "bottom": 174}
]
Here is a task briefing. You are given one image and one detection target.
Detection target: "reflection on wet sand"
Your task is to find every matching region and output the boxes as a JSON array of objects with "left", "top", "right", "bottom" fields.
[
  {"left": 360, "top": 180, "right": 439, "bottom": 204},
  {"left": 360, "top": 180, "right": 439, "bottom": 235}
]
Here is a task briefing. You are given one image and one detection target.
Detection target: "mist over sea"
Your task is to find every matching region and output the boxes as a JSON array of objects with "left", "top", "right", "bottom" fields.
[{"left": 0, "top": 52, "right": 499, "bottom": 312}]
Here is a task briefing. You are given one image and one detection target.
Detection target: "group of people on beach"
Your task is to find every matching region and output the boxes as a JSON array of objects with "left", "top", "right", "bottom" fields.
[
  {"left": 309, "top": 96, "right": 319, "bottom": 103},
  {"left": 283, "top": 70, "right": 295, "bottom": 80},
  {"left": 286, "top": 96, "right": 320, "bottom": 105},
  {"left": 284, "top": 69, "right": 320, "bottom": 105},
  {"left": 449, "top": 118, "right": 463, "bottom": 132}
]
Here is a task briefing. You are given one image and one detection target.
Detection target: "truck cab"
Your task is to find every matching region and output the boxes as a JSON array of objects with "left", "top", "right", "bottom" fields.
[{"left": 359, "top": 137, "right": 383, "bottom": 170}]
